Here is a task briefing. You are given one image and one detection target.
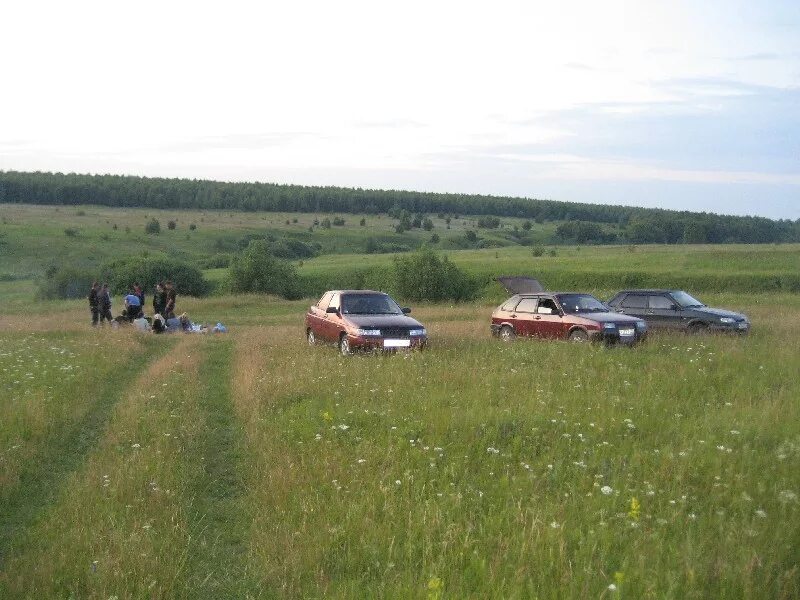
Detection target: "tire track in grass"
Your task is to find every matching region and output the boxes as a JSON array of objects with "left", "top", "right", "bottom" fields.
[
  {"left": 184, "top": 336, "right": 260, "bottom": 598},
  {"left": 0, "top": 336, "right": 173, "bottom": 567}
]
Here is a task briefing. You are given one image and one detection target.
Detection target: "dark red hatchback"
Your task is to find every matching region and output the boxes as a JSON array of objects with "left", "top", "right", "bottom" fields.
[
  {"left": 306, "top": 290, "right": 428, "bottom": 355},
  {"left": 491, "top": 292, "right": 648, "bottom": 345}
]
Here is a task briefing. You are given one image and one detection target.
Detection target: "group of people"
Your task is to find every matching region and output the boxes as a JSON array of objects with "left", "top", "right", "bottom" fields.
[{"left": 89, "top": 281, "right": 177, "bottom": 327}]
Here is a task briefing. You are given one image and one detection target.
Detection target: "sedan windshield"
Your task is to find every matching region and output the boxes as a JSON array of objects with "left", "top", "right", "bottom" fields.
[
  {"left": 557, "top": 294, "right": 608, "bottom": 313},
  {"left": 341, "top": 294, "right": 403, "bottom": 315},
  {"left": 671, "top": 291, "right": 705, "bottom": 308}
]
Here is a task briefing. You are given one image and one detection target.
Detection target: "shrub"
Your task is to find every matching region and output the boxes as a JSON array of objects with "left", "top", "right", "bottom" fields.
[
  {"left": 167, "top": 220, "right": 177, "bottom": 230},
  {"left": 100, "top": 256, "right": 210, "bottom": 296},
  {"left": 430, "top": 233, "right": 440, "bottom": 244},
  {"left": 360, "top": 218, "right": 366, "bottom": 226},
  {"left": 477, "top": 216, "right": 501, "bottom": 229},
  {"left": 333, "top": 216, "right": 346, "bottom": 226},
  {"left": 189, "top": 223, "right": 197, "bottom": 231},
  {"left": 112, "top": 223, "right": 118, "bottom": 230},
  {"left": 393, "top": 247, "right": 477, "bottom": 302},
  {"left": 531, "top": 244, "right": 545, "bottom": 257},
  {"left": 145, "top": 218, "right": 161, "bottom": 234},
  {"left": 423, "top": 217, "right": 434, "bottom": 231},
  {"left": 75, "top": 210, "right": 86, "bottom": 216},
  {"left": 64, "top": 227, "right": 79, "bottom": 237},
  {"left": 229, "top": 239, "right": 302, "bottom": 299},
  {"left": 321, "top": 218, "right": 331, "bottom": 229},
  {"left": 37, "top": 266, "right": 96, "bottom": 299},
  {"left": 522, "top": 220, "right": 532, "bottom": 231}
]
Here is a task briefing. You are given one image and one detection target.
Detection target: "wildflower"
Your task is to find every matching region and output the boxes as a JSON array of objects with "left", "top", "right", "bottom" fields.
[
  {"left": 395, "top": 480, "right": 401, "bottom": 485},
  {"left": 601, "top": 485, "right": 613, "bottom": 495},
  {"left": 550, "top": 521, "right": 560, "bottom": 529},
  {"left": 779, "top": 490, "right": 797, "bottom": 503},
  {"left": 755, "top": 509, "right": 767, "bottom": 518},
  {"left": 628, "top": 497, "right": 640, "bottom": 521},
  {"left": 614, "top": 571, "right": 625, "bottom": 586},
  {"left": 321, "top": 411, "right": 333, "bottom": 422},
  {"left": 131, "top": 443, "right": 141, "bottom": 449},
  {"left": 608, "top": 583, "right": 617, "bottom": 591}
]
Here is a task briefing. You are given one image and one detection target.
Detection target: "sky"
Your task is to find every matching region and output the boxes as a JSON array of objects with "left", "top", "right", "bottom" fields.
[{"left": 1, "top": 1, "right": 799, "bottom": 219}]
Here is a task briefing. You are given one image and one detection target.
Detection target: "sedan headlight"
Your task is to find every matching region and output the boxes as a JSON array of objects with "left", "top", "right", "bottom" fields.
[
  {"left": 719, "top": 317, "right": 735, "bottom": 324},
  {"left": 409, "top": 328, "right": 426, "bottom": 337},
  {"left": 635, "top": 321, "right": 647, "bottom": 330},
  {"left": 356, "top": 328, "right": 382, "bottom": 336}
]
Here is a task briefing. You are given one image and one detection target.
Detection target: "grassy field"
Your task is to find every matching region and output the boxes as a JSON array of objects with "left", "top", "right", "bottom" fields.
[
  {"left": 0, "top": 204, "right": 560, "bottom": 281},
  {"left": 1, "top": 287, "right": 799, "bottom": 598}
]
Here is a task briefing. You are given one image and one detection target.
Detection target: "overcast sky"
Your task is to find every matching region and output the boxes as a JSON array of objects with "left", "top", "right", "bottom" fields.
[{"left": 1, "top": 1, "right": 799, "bottom": 219}]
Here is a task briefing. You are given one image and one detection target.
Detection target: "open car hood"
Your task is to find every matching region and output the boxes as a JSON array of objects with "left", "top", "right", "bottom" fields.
[{"left": 497, "top": 276, "right": 544, "bottom": 295}]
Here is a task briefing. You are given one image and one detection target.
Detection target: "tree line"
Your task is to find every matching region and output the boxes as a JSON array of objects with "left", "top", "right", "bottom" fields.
[{"left": 1, "top": 170, "right": 798, "bottom": 244}]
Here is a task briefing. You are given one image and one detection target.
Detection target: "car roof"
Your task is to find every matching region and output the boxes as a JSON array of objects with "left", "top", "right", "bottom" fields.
[
  {"left": 325, "top": 290, "right": 388, "bottom": 295},
  {"left": 615, "top": 289, "right": 680, "bottom": 294}
]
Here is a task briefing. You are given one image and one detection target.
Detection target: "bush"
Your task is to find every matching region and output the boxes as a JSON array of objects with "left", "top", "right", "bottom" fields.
[
  {"left": 423, "top": 217, "right": 434, "bottom": 231},
  {"left": 333, "top": 216, "right": 346, "bottom": 226},
  {"left": 189, "top": 223, "right": 197, "bottom": 231},
  {"left": 321, "top": 218, "right": 331, "bottom": 229},
  {"left": 430, "top": 233, "right": 440, "bottom": 244},
  {"left": 393, "top": 247, "right": 477, "bottom": 302},
  {"left": 229, "top": 239, "right": 302, "bottom": 299},
  {"left": 101, "top": 256, "right": 210, "bottom": 296},
  {"left": 167, "top": 220, "right": 177, "bottom": 230},
  {"left": 145, "top": 218, "right": 161, "bottom": 234},
  {"left": 37, "top": 266, "right": 96, "bottom": 299},
  {"left": 477, "top": 216, "right": 501, "bottom": 229},
  {"left": 531, "top": 244, "right": 545, "bottom": 257},
  {"left": 64, "top": 227, "right": 79, "bottom": 237}
]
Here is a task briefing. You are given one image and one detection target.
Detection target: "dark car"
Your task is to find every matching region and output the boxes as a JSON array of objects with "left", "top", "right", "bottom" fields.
[
  {"left": 305, "top": 290, "right": 428, "bottom": 355},
  {"left": 491, "top": 292, "right": 648, "bottom": 345},
  {"left": 607, "top": 289, "right": 750, "bottom": 334}
]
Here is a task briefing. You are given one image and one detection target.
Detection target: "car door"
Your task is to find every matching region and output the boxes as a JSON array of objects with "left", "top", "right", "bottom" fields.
[
  {"left": 511, "top": 297, "right": 538, "bottom": 336},
  {"left": 616, "top": 293, "right": 649, "bottom": 320},
  {"left": 534, "top": 296, "right": 565, "bottom": 339},
  {"left": 322, "top": 293, "right": 344, "bottom": 341},
  {"left": 648, "top": 294, "right": 683, "bottom": 329},
  {"left": 310, "top": 292, "right": 332, "bottom": 338}
]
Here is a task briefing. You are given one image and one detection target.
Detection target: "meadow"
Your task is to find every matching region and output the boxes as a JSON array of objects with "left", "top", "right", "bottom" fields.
[
  {"left": 1, "top": 288, "right": 799, "bottom": 598},
  {"left": 1, "top": 203, "right": 799, "bottom": 598}
]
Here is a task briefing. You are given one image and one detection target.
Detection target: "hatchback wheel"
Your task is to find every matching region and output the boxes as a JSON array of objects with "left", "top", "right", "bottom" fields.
[
  {"left": 307, "top": 329, "right": 316, "bottom": 346},
  {"left": 339, "top": 335, "right": 352, "bottom": 356},
  {"left": 499, "top": 325, "right": 516, "bottom": 342},
  {"left": 568, "top": 329, "right": 589, "bottom": 343},
  {"left": 688, "top": 322, "right": 708, "bottom": 335}
]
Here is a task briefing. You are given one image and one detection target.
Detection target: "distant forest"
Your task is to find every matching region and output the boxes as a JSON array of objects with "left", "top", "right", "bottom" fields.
[{"left": 1, "top": 170, "right": 798, "bottom": 244}]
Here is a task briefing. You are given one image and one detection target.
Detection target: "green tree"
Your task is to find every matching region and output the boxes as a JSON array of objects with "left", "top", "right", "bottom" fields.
[
  {"left": 145, "top": 218, "right": 161, "bottom": 234},
  {"left": 229, "top": 239, "right": 301, "bottom": 299}
]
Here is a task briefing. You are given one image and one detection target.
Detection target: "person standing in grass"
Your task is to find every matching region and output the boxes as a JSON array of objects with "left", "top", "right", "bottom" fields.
[
  {"left": 99, "top": 283, "right": 113, "bottom": 324},
  {"left": 164, "top": 281, "right": 177, "bottom": 319},
  {"left": 133, "top": 282, "right": 145, "bottom": 309},
  {"left": 88, "top": 281, "right": 100, "bottom": 326},
  {"left": 153, "top": 281, "right": 166, "bottom": 316}
]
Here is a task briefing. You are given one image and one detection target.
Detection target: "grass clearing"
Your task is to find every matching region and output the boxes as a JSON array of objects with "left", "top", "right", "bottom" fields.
[{"left": 0, "top": 236, "right": 798, "bottom": 597}]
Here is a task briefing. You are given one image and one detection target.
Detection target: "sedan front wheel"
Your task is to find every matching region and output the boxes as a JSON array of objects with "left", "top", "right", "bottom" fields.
[{"left": 568, "top": 329, "right": 589, "bottom": 343}]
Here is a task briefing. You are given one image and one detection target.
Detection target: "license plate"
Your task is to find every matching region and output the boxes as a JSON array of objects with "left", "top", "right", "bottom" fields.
[
  {"left": 384, "top": 339, "right": 411, "bottom": 348},
  {"left": 619, "top": 328, "right": 635, "bottom": 336}
]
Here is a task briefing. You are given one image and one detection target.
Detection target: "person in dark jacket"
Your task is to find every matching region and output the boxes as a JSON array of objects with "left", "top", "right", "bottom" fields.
[
  {"left": 88, "top": 281, "right": 100, "bottom": 326},
  {"left": 164, "top": 281, "right": 177, "bottom": 319},
  {"left": 153, "top": 282, "right": 167, "bottom": 316},
  {"left": 99, "top": 283, "right": 113, "bottom": 324},
  {"left": 133, "top": 282, "right": 145, "bottom": 309}
]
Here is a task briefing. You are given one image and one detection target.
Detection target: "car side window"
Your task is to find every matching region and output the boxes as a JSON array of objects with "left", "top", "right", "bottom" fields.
[
  {"left": 621, "top": 294, "right": 647, "bottom": 309},
  {"left": 538, "top": 298, "right": 559, "bottom": 314},
  {"left": 317, "top": 292, "right": 333, "bottom": 310},
  {"left": 328, "top": 293, "right": 341, "bottom": 312},
  {"left": 515, "top": 298, "right": 538, "bottom": 313},
  {"left": 649, "top": 295, "right": 675, "bottom": 310}
]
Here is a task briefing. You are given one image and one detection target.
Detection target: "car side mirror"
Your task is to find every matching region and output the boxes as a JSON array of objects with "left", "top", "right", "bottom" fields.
[
  {"left": 326, "top": 306, "right": 338, "bottom": 314},
  {"left": 402, "top": 307, "right": 411, "bottom": 314}
]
